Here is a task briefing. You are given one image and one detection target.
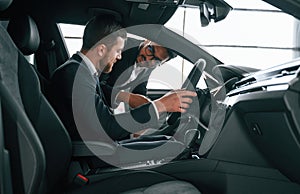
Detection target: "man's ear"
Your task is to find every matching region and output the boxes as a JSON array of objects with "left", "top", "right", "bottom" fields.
[{"left": 96, "top": 44, "right": 107, "bottom": 57}]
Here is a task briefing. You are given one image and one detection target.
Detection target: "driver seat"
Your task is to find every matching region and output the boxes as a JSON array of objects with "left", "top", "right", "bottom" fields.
[{"left": 0, "top": 8, "right": 201, "bottom": 194}]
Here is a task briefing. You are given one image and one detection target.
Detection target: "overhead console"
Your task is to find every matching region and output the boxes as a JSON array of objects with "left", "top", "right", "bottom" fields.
[
  {"left": 222, "top": 59, "right": 300, "bottom": 183},
  {"left": 125, "top": 0, "right": 232, "bottom": 27}
]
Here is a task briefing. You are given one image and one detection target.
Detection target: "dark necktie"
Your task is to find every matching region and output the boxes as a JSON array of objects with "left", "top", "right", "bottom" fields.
[
  {"left": 94, "top": 73, "right": 101, "bottom": 92},
  {"left": 94, "top": 73, "right": 110, "bottom": 110}
]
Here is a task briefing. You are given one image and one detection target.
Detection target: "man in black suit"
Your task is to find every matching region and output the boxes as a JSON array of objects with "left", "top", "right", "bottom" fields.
[
  {"left": 100, "top": 38, "right": 177, "bottom": 110},
  {"left": 50, "top": 15, "right": 196, "bottom": 142}
]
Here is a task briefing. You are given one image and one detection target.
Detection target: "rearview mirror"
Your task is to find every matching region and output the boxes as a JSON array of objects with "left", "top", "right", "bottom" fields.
[
  {"left": 199, "top": 0, "right": 232, "bottom": 27},
  {"left": 199, "top": 3, "right": 211, "bottom": 27}
]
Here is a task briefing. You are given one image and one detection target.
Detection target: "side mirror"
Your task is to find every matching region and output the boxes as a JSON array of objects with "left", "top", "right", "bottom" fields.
[
  {"left": 199, "top": 0, "right": 232, "bottom": 27},
  {"left": 200, "top": 3, "right": 210, "bottom": 27}
]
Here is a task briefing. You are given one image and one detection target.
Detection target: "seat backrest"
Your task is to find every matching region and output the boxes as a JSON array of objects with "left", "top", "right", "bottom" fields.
[
  {"left": 0, "top": 78, "right": 46, "bottom": 194},
  {"left": 7, "top": 15, "right": 51, "bottom": 95},
  {"left": 0, "top": 17, "right": 72, "bottom": 193},
  {"left": 0, "top": 0, "right": 12, "bottom": 11},
  {"left": 0, "top": 23, "right": 46, "bottom": 194},
  {"left": 7, "top": 15, "right": 40, "bottom": 55}
]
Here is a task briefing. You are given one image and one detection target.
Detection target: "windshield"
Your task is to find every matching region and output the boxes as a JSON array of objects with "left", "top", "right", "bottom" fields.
[{"left": 165, "top": 0, "right": 298, "bottom": 69}]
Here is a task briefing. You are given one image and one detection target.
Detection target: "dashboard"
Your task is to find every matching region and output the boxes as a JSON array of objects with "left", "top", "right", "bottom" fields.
[{"left": 219, "top": 59, "right": 300, "bottom": 183}]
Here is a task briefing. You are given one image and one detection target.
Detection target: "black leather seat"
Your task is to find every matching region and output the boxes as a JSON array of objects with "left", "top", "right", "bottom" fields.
[
  {"left": 7, "top": 14, "right": 51, "bottom": 96},
  {"left": 0, "top": 7, "right": 201, "bottom": 194},
  {"left": 7, "top": 15, "right": 40, "bottom": 55}
]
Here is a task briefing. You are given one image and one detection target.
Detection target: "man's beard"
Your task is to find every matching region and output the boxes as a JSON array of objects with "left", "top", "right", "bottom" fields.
[
  {"left": 100, "top": 60, "right": 114, "bottom": 73},
  {"left": 137, "top": 60, "right": 156, "bottom": 68}
]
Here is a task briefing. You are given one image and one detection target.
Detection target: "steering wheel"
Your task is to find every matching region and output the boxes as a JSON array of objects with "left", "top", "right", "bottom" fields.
[
  {"left": 166, "top": 59, "right": 206, "bottom": 125},
  {"left": 150, "top": 59, "right": 210, "bottom": 139}
]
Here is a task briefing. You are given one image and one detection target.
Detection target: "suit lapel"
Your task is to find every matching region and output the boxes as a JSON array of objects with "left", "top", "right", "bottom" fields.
[{"left": 71, "top": 53, "right": 99, "bottom": 87}]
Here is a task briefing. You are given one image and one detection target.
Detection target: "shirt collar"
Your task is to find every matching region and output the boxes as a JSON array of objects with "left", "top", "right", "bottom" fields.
[{"left": 77, "top": 51, "right": 98, "bottom": 76}]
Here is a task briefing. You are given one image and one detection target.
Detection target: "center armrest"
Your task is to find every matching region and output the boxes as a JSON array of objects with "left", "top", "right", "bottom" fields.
[{"left": 72, "top": 141, "right": 116, "bottom": 157}]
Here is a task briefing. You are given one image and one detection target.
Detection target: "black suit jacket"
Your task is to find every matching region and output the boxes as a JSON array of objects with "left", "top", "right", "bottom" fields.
[
  {"left": 49, "top": 53, "right": 160, "bottom": 142},
  {"left": 100, "top": 38, "right": 154, "bottom": 108}
]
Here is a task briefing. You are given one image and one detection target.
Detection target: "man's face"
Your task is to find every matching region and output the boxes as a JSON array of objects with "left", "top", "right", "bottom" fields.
[
  {"left": 136, "top": 41, "right": 169, "bottom": 68},
  {"left": 101, "top": 37, "right": 125, "bottom": 73}
]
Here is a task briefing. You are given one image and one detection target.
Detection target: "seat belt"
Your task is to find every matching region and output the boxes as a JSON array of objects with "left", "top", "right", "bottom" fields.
[
  {"left": 44, "top": 40, "right": 57, "bottom": 78},
  {"left": 67, "top": 160, "right": 90, "bottom": 188}
]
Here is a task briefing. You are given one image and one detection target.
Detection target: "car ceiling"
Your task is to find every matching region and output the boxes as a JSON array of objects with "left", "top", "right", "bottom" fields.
[
  {"left": 1, "top": 0, "right": 300, "bottom": 28},
  {"left": 0, "top": 0, "right": 178, "bottom": 26}
]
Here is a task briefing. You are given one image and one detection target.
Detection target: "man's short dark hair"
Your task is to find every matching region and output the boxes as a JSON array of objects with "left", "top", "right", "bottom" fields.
[{"left": 82, "top": 15, "right": 127, "bottom": 50}]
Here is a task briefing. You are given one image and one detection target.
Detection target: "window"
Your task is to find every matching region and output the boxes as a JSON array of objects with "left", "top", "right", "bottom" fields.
[
  {"left": 59, "top": 23, "right": 84, "bottom": 56},
  {"left": 147, "top": 56, "right": 194, "bottom": 90},
  {"left": 164, "top": 0, "right": 297, "bottom": 69}
]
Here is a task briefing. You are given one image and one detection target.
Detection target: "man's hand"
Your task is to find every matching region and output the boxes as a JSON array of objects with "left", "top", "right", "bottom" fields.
[
  {"left": 154, "top": 89, "right": 197, "bottom": 113},
  {"left": 117, "top": 91, "right": 151, "bottom": 108}
]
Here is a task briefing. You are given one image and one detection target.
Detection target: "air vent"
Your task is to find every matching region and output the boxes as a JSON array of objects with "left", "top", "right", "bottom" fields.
[
  {"left": 234, "top": 76, "right": 257, "bottom": 88},
  {"left": 274, "top": 66, "right": 300, "bottom": 78},
  {"left": 234, "top": 65, "right": 300, "bottom": 89}
]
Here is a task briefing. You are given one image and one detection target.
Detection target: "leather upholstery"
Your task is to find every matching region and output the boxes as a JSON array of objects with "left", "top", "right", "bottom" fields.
[
  {"left": 0, "top": 24, "right": 46, "bottom": 194},
  {"left": 121, "top": 181, "right": 200, "bottom": 194},
  {"left": 7, "top": 15, "right": 40, "bottom": 55},
  {"left": 0, "top": 0, "right": 12, "bottom": 11}
]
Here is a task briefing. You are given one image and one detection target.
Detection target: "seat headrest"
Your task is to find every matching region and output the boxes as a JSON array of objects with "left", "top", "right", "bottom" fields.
[
  {"left": 7, "top": 15, "right": 40, "bottom": 55},
  {"left": 0, "top": 0, "right": 12, "bottom": 11}
]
